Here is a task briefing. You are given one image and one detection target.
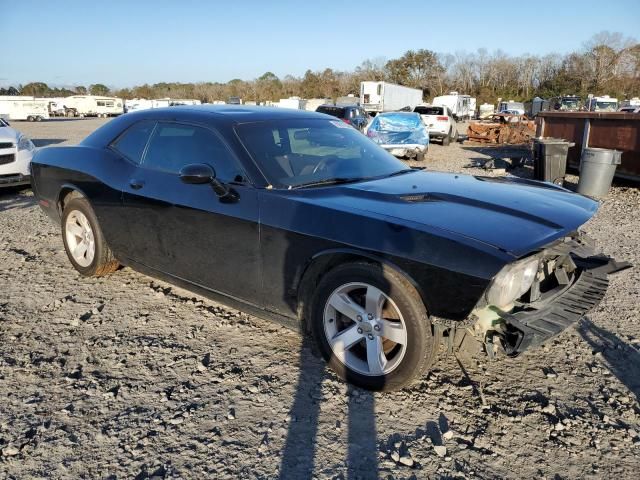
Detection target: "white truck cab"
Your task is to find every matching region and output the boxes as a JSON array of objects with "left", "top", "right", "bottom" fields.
[{"left": 586, "top": 95, "right": 618, "bottom": 112}]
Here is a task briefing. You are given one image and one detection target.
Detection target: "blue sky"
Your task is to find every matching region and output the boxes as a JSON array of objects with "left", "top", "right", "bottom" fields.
[{"left": 2, "top": 0, "right": 639, "bottom": 88}]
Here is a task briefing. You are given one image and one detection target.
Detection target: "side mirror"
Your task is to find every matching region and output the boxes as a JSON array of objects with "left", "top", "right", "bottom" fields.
[
  {"left": 179, "top": 163, "right": 237, "bottom": 200},
  {"left": 179, "top": 163, "right": 215, "bottom": 184}
]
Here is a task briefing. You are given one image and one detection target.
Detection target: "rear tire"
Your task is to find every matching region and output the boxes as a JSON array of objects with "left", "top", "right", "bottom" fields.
[
  {"left": 415, "top": 151, "right": 425, "bottom": 162},
  {"left": 310, "top": 262, "right": 437, "bottom": 391},
  {"left": 442, "top": 134, "right": 451, "bottom": 146},
  {"left": 61, "top": 197, "right": 119, "bottom": 277}
]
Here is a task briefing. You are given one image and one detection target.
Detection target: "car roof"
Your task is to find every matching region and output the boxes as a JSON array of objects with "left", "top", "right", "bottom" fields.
[{"left": 166, "top": 104, "right": 326, "bottom": 122}]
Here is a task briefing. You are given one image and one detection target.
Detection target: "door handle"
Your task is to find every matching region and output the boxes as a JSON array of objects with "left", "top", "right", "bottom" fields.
[{"left": 129, "top": 179, "right": 145, "bottom": 190}]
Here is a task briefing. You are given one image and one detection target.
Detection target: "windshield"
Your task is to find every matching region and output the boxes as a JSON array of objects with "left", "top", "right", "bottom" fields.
[
  {"left": 235, "top": 119, "right": 408, "bottom": 188},
  {"left": 560, "top": 99, "right": 580, "bottom": 110},
  {"left": 595, "top": 101, "right": 617, "bottom": 111},
  {"left": 371, "top": 113, "right": 422, "bottom": 131}
]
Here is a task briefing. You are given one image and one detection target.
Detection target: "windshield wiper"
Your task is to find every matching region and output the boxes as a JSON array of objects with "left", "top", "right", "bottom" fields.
[
  {"left": 291, "top": 177, "right": 365, "bottom": 189},
  {"left": 386, "top": 168, "right": 417, "bottom": 178}
]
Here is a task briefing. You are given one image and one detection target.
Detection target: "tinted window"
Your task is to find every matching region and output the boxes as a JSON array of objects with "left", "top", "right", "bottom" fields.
[
  {"left": 143, "top": 122, "right": 241, "bottom": 181},
  {"left": 414, "top": 106, "right": 443, "bottom": 115},
  {"left": 111, "top": 120, "right": 155, "bottom": 164},
  {"left": 236, "top": 119, "right": 407, "bottom": 188},
  {"left": 316, "top": 106, "right": 346, "bottom": 118}
]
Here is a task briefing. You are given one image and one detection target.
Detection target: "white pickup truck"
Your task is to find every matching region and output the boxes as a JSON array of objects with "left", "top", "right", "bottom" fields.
[{"left": 413, "top": 105, "right": 459, "bottom": 146}]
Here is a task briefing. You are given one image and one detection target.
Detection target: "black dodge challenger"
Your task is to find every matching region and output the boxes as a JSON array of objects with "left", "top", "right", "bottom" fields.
[{"left": 31, "top": 106, "right": 627, "bottom": 390}]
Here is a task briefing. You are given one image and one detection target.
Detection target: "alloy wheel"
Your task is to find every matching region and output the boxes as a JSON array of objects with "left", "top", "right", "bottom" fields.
[
  {"left": 65, "top": 210, "right": 95, "bottom": 267},
  {"left": 323, "top": 282, "right": 408, "bottom": 376}
]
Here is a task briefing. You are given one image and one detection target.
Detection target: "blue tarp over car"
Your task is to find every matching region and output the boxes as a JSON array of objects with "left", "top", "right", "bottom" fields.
[{"left": 367, "top": 112, "right": 429, "bottom": 146}]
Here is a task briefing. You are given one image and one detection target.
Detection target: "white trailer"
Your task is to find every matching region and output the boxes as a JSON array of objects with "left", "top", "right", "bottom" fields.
[
  {"left": 277, "top": 97, "right": 306, "bottom": 110},
  {"left": 621, "top": 97, "right": 640, "bottom": 108},
  {"left": 64, "top": 95, "right": 123, "bottom": 117},
  {"left": 432, "top": 92, "right": 471, "bottom": 121},
  {"left": 168, "top": 99, "right": 201, "bottom": 106},
  {"left": 0, "top": 96, "right": 49, "bottom": 121},
  {"left": 469, "top": 97, "right": 477, "bottom": 119},
  {"left": 497, "top": 100, "right": 525, "bottom": 115},
  {"left": 360, "top": 82, "right": 423, "bottom": 114},
  {"left": 479, "top": 103, "right": 495, "bottom": 119}
]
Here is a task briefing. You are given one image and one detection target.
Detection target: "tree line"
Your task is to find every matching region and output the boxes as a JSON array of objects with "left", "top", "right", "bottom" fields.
[{"left": 3, "top": 32, "right": 638, "bottom": 106}]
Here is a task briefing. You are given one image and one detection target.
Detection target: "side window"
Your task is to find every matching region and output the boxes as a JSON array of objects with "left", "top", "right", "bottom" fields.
[
  {"left": 111, "top": 120, "right": 155, "bottom": 164},
  {"left": 143, "top": 122, "right": 242, "bottom": 182}
]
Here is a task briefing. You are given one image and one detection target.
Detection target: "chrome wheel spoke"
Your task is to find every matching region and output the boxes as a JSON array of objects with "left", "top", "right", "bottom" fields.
[
  {"left": 365, "top": 285, "right": 385, "bottom": 317},
  {"left": 67, "top": 223, "right": 83, "bottom": 237},
  {"left": 328, "top": 293, "right": 366, "bottom": 322},
  {"left": 379, "top": 319, "right": 407, "bottom": 345},
  {"left": 366, "top": 336, "right": 387, "bottom": 375},
  {"left": 329, "top": 324, "right": 363, "bottom": 358},
  {"left": 78, "top": 214, "right": 91, "bottom": 231},
  {"left": 73, "top": 241, "right": 88, "bottom": 259}
]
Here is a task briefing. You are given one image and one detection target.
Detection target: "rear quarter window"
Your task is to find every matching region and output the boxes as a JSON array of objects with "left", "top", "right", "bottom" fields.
[{"left": 110, "top": 120, "right": 155, "bottom": 164}]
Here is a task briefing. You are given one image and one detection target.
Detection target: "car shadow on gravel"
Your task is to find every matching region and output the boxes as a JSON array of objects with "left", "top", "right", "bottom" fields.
[
  {"left": 460, "top": 144, "right": 534, "bottom": 179},
  {"left": 279, "top": 335, "right": 378, "bottom": 479},
  {"left": 0, "top": 191, "right": 36, "bottom": 212},
  {"left": 577, "top": 317, "right": 640, "bottom": 401},
  {"left": 32, "top": 138, "right": 66, "bottom": 147}
]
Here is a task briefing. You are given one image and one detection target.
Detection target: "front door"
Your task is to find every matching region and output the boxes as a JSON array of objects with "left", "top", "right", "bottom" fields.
[{"left": 121, "top": 121, "right": 262, "bottom": 304}]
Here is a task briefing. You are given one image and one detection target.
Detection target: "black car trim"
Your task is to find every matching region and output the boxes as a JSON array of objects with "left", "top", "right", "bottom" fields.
[
  {"left": 502, "top": 260, "right": 610, "bottom": 356},
  {"left": 119, "top": 254, "right": 301, "bottom": 332}
]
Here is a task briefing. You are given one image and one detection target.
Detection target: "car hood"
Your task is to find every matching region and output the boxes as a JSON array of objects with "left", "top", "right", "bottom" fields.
[
  {"left": 0, "top": 127, "right": 19, "bottom": 143},
  {"left": 299, "top": 171, "right": 598, "bottom": 257}
]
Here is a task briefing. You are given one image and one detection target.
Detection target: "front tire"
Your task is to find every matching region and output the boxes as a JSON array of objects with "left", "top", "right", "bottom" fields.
[
  {"left": 310, "top": 262, "right": 437, "bottom": 391},
  {"left": 61, "top": 197, "right": 119, "bottom": 277}
]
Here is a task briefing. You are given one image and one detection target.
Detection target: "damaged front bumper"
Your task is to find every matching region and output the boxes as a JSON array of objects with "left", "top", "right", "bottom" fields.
[
  {"left": 379, "top": 143, "right": 428, "bottom": 159},
  {"left": 450, "top": 235, "right": 631, "bottom": 358}
]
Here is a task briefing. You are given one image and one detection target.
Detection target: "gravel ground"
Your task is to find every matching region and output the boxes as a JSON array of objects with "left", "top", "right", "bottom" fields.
[{"left": 0, "top": 118, "right": 638, "bottom": 479}]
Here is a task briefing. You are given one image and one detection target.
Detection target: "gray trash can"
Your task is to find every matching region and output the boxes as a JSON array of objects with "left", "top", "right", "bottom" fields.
[
  {"left": 577, "top": 148, "right": 621, "bottom": 198},
  {"left": 532, "top": 137, "right": 574, "bottom": 185}
]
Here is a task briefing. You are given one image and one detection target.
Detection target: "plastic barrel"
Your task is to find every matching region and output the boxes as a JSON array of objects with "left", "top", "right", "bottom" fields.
[
  {"left": 577, "top": 148, "right": 621, "bottom": 198},
  {"left": 532, "top": 137, "right": 574, "bottom": 185}
]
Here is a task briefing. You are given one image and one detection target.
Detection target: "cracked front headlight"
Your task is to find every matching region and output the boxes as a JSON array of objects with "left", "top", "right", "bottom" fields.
[
  {"left": 486, "top": 256, "right": 539, "bottom": 310},
  {"left": 18, "top": 135, "right": 35, "bottom": 151}
]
